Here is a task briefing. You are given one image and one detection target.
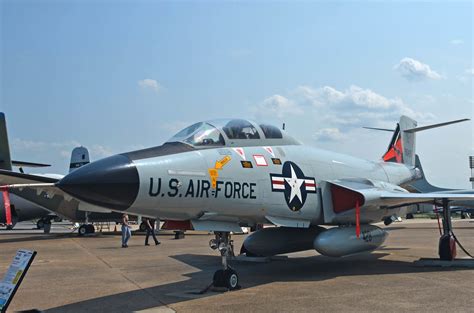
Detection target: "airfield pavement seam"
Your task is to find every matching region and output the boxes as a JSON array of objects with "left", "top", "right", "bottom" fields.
[{"left": 70, "top": 237, "right": 176, "bottom": 312}]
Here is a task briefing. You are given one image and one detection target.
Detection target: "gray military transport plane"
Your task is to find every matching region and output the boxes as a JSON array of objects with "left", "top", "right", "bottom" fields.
[{"left": 1, "top": 116, "right": 473, "bottom": 290}]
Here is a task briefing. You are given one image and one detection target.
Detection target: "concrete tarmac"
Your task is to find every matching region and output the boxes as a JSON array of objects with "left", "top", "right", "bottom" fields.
[{"left": 1, "top": 219, "right": 473, "bottom": 313}]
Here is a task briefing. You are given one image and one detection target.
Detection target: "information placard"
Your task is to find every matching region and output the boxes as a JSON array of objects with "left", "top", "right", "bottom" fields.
[{"left": 0, "top": 249, "right": 37, "bottom": 313}]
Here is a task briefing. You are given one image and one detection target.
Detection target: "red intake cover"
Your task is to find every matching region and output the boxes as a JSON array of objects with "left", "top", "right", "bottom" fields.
[{"left": 331, "top": 184, "right": 365, "bottom": 213}]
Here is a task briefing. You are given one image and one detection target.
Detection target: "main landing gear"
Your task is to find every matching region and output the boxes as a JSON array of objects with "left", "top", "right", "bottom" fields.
[
  {"left": 78, "top": 224, "right": 95, "bottom": 236},
  {"left": 206, "top": 231, "right": 240, "bottom": 291},
  {"left": 438, "top": 198, "right": 456, "bottom": 260}
]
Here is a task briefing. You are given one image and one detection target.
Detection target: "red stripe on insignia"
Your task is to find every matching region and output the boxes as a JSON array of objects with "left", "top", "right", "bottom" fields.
[{"left": 272, "top": 181, "right": 285, "bottom": 185}]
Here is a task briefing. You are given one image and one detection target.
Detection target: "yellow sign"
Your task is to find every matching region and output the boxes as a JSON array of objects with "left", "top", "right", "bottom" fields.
[{"left": 12, "top": 270, "right": 23, "bottom": 284}]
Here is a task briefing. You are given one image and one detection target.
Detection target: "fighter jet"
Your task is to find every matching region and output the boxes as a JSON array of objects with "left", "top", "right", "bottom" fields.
[{"left": 1, "top": 116, "right": 473, "bottom": 290}]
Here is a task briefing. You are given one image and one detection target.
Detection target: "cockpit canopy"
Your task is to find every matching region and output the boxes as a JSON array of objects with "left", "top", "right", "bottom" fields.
[{"left": 166, "top": 119, "right": 300, "bottom": 148}]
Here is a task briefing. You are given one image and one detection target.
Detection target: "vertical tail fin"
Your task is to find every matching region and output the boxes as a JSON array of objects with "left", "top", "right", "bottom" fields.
[
  {"left": 381, "top": 115, "right": 417, "bottom": 166},
  {"left": 69, "top": 147, "right": 90, "bottom": 172},
  {"left": 382, "top": 115, "right": 416, "bottom": 165},
  {"left": 0, "top": 113, "right": 12, "bottom": 170},
  {"left": 382, "top": 116, "right": 469, "bottom": 167}
]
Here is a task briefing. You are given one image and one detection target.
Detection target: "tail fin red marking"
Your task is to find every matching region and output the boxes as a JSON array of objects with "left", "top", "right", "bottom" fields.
[{"left": 383, "top": 124, "right": 403, "bottom": 163}]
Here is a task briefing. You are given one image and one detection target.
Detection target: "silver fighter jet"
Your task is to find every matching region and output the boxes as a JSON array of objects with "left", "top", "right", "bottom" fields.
[{"left": 1, "top": 116, "right": 473, "bottom": 289}]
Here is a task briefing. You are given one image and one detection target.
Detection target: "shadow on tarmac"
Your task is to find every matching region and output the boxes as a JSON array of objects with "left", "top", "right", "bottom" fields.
[
  {"left": 0, "top": 233, "right": 77, "bottom": 244},
  {"left": 46, "top": 252, "right": 471, "bottom": 313}
]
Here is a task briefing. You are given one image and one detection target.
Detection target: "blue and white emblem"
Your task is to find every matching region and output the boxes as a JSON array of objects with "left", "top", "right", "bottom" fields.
[{"left": 270, "top": 161, "right": 317, "bottom": 211}]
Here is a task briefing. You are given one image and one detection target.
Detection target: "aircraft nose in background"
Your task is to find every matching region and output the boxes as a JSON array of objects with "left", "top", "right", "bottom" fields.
[{"left": 57, "top": 154, "right": 139, "bottom": 211}]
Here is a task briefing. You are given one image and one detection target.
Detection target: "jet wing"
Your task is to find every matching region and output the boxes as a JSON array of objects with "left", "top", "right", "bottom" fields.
[
  {"left": 0, "top": 169, "right": 59, "bottom": 185},
  {"left": 11, "top": 160, "right": 51, "bottom": 168},
  {"left": 0, "top": 170, "right": 114, "bottom": 218},
  {"left": 319, "top": 178, "right": 474, "bottom": 224}
]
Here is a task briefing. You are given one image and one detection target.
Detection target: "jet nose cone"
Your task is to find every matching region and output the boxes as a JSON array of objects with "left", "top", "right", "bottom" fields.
[{"left": 57, "top": 154, "right": 139, "bottom": 210}]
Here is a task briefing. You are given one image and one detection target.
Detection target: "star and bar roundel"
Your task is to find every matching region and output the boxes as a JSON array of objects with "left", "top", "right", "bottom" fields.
[{"left": 270, "top": 161, "right": 317, "bottom": 212}]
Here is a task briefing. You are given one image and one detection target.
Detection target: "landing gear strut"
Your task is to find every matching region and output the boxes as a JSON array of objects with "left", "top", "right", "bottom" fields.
[
  {"left": 207, "top": 232, "right": 240, "bottom": 291},
  {"left": 78, "top": 212, "right": 95, "bottom": 236},
  {"left": 438, "top": 198, "right": 456, "bottom": 261}
]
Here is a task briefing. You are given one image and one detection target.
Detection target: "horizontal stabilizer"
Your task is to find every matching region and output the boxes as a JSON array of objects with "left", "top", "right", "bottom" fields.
[
  {"left": 12, "top": 160, "right": 51, "bottom": 168},
  {"left": 362, "top": 127, "right": 394, "bottom": 132},
  {"left": 0, "top": 169, "right": 59, "bottom": 185},
  {"left": 404, "top": 118, "right": 469, "bottom": 133}
]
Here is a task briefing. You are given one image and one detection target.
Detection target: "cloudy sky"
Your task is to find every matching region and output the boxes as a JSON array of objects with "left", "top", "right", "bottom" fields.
[{"left": 1, "top": 1, "right": 473, "bottom": 188}]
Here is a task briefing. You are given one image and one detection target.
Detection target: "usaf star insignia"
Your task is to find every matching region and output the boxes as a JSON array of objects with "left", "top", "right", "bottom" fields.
[{"left": 270, "top": 161, "right": 317, "bottom": 211}]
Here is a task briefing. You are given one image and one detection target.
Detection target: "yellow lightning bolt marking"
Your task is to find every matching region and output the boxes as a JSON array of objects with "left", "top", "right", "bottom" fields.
[
  {"left": 215, "top": 155, "right": 231, "bottom": 170},
  {"left": 209, "top": 155, "right": 232, "bottom": 189}
]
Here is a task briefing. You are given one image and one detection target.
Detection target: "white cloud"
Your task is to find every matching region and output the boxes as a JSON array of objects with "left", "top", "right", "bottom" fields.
[
  {"left": 296, "top": 85, "right": 431, "bottom": 124},
  {"left": 465, "top": 68, "right": 474, "bottom": 76},
  {"left": 253, "top": 85, "right": 435, "bottom": 143},
  {"left": 394, "top": 57, "right": 443, "bottom": 81},
  {"left": 450, "top": 39, "right": 464, "bottom": 45},
  {"left": 138, "top": 79, "right": 162, "bottom": 93},
  {"left": 89, "top": 144, "right": 115, "bottom": 159},
  {"left": 314, "top": 128, "right": 345, "bottom": 142},
  {"left": 11, "top": 138, "right": 117, "bottom": 162},
  {"left": 12, "top": 138, "right": 81, "bottom": 152},
  {"left": 254, "top": 94, "right": 303, "bottom": 119}
]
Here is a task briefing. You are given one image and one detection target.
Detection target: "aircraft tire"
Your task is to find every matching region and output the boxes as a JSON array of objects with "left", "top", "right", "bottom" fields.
[
  {"left": 223, "top": 268, "right": 239, "bottom": 290},
  {"left": 406, "top": 213, "right": 414, "bottom": 219},
  {"left": 78, "top": 225, "right": 88, "bottom": 236},
  {"left": 36, "top": 219, "right": 45, "bottom": 229},
  {"left": 86, "top": 224, "right": 95, "bottom": 234},
  {"left": 439, "top": 234, "right": 456, "bottom": 261},
  {"left": 139, "top": 222, "right": 147, "bottom": 232},
  {"left": 212, "top": 269, "right": 226, "bottom": 287}
]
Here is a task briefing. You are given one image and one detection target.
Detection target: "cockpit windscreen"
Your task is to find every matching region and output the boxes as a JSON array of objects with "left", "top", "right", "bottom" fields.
[
  {"left": 167, "top": 122, "right": 225, "bottom": 146},
  {"left": 221, "top": 119, "right": 260, "bottom": 139}
]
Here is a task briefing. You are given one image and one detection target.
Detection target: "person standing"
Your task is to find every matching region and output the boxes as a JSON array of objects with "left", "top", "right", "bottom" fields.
[
  {"left": 144, "top": 218, "right": 160, "bottom": 246},
  {"left": 121, "top": 213, "right": 131, "bottom": 248}
]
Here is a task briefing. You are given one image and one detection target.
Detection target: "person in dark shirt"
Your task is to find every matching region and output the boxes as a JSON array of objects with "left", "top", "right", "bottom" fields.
[{"left": 144, "top": 218, "right": 161, "bottom": 246}]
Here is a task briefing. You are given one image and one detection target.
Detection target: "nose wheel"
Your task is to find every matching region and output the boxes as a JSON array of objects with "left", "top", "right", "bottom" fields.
[{"left": 204, "top": 231, "right": 240, "bottom": 292}]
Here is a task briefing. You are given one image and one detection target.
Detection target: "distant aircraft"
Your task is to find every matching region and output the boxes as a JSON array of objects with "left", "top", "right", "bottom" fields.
[
  {"left": 1, "top": 116, "right": 473, "bottom": 290},
  {"left": 0, "top": 113, "right": 138, "bottom": 235},
  {"left": 0, "top": 112, "right": 54, "bottom": 229},
  {"left": 405, "top": 155, "right": 474, "bottom": 218}
]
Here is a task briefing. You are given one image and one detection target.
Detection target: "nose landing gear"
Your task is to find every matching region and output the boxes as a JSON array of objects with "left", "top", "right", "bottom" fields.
[{"left": 203, "top": 231, "right": 240, "bottom": 292}]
